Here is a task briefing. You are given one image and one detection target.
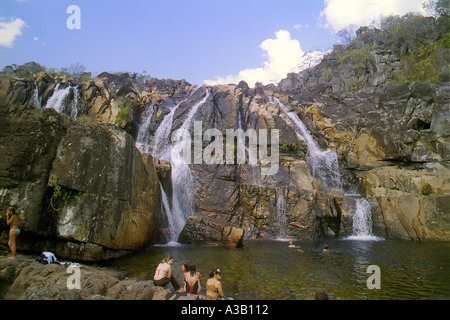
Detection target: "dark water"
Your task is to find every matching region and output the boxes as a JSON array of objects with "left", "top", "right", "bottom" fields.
[{"left": 105, "top": 239, "right": 450, "bottom": 300}]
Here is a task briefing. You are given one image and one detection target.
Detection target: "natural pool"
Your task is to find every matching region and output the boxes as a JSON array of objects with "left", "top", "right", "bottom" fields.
[{"left": 105, "top": 239, "right": 450, "bottom": 300}]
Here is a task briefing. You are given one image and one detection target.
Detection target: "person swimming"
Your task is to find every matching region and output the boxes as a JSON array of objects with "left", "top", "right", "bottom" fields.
[{"left": 288, "top": 240, "right": 304, "bottom": 252}]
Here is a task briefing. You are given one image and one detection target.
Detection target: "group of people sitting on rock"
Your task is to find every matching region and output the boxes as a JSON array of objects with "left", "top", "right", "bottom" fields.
[{"left": 153, "top": 255, "right": 229, "bottom": 300}]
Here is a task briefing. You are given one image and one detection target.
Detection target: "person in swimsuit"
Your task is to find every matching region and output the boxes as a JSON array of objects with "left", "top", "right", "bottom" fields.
[
  {"left": 153, "top": 255, "right": 180, "bottom": 291},
  {"left": 206, "top": 268, "right": 225, "bottom": 300},
  {"left": 5, "top": 207, "right": 23, "bottom": 260},
  {"left": 183, "top": 262, "right": 201, "bottom": 294}
]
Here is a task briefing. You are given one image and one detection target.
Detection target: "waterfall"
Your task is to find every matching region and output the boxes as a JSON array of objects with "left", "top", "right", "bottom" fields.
[
  {"left": 273, "top": 97, "right": 342, "bottom": 190},
  {"left": 167, "top": 88, "right": 210, "bottom": 241},
  {"left": 31, "top": 82, "right": 42, "bottom": 109},
  {"left": 345, "top": 198, "right": 383, "bottom": 241},
  {"left": 272, "top": 97, "right": 382, "bottom": 240},
  {"left": 45, "top": 83, "right": 81, "bottom": 120},
  {"left": 144, "top": 86, "right": 210, "bottom": 243},
  {"left": 160, "top": 182, "right": 173, "bottom": 230},
  {"left": 151, "top": 86, "right": 200, "bottom": 157},
  {"left": 274, "top": 190, "right": 288, "bottom": 240},
  {"left": 135, "top": 104, "right": 155, "bottom": 153}
]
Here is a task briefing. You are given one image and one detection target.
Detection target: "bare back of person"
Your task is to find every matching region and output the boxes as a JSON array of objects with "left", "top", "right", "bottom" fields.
[
  {"left": 184, "top": 271, "right": 201, "bottom": 294},
  {"left": 154, "top": 262, "right": 171, "bottom": 281}
]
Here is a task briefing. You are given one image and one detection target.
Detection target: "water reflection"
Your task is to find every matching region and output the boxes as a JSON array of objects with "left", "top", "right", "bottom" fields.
[{"left": 105, "top": 239, "right": 450, "bottom": 300}]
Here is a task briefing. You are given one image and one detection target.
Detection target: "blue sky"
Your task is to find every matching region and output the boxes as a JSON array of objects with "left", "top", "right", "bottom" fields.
[{"left": 0, "top": 0, "right": 428, "bottom": 85}]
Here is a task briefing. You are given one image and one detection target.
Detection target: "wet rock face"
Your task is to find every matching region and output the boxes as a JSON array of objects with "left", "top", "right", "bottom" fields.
[
  {"left": 178, "top": 215, "right": 244, "bottom": 247},
  {"left": 0, "top": 105, "right": 68, "bottom": 235},
  {"left": 49, "top": 117, "right": 161, "bottom": 255},
  {"left": 0, "top": 105, "right": 161, "bottom": 261},
  {"left": 363, "top": 166, "right": 450, "bottom": 241},
  {"left": 1, "top": 32, "right": 449, "bottom": 254}
]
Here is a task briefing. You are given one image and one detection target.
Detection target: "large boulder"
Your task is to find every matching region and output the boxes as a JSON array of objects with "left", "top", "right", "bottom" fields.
[
  {"left": 0, "top": 105, "right": 69, "bottom": 233},
  {"left": 0, "top": 105, "right": 162, "bottom": 261},
  {"left": 362, "top": 166, "right": 450, "bottom": 240},
  {"left": 47, "top": 116, "right": 161, "bottom": 259},
  {"left": 178, "top": 215, "right": 244, "bottom": 247}
]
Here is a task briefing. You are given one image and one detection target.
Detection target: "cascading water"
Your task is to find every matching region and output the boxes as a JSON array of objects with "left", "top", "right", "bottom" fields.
[
  {"left": 272, "top": 96, "right": 381, "bottom": 240},
  {"left": 135, "top": 105, "right": 155, "bottom": 153},
  {"left": 159, "top": 182, "right": 175, "bottom": 236},
  {"left": 345, "top": 198, "right": 383, "bottom": 241},
  {"left": 272, "top": 97, "right": 342, "bottom": 190},
  {"left": 151, "top": 86, "right": 201, "bottom": 157},
  {"left": 139, "top": 86, "right": 210, "bottom": 243},
  {"left": 31, "top": 82, "right": 42, "bottom": 109},
  {"left": 274, "top": 190, "right": 288, "bottom": 240},
  {"left": 167, "top": 88, "right": 210, "bottom": 241},
  {"left": 44, "top": 83, "right": 81, "bottom": 120}
]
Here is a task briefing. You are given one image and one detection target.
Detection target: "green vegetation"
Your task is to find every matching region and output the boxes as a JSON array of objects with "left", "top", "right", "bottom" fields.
[
  {"left": 394, "top": 35, "right": 449, "bottom": 84},
  {"left": 115, "top": 100, "right": 133, "bottom": 129},
  {"left": 332, "top": 4, "right": 449, "bottom": 89},
  {"left": 49, "top": 175, "right": 88, "bottom": 212},
  {"left": 338, "top": 44, "right": 374, "bottom": 75},
  {"left": 280, "top": 143, "right": 299, "bottom": 152}
]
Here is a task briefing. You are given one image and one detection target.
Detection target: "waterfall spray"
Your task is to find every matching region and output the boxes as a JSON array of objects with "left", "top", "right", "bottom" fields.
[
  {"left": 273, "top": 97, "right": 342, "bottom": 190},
  {"left": 272, "top": 97, "right": 382, "bottom": 240},
  {"left": 44, "top": 84, "right": 81, "bottom": 120},
  {"left": 138, "top": 87, "right": 210, "bottom": 243}
]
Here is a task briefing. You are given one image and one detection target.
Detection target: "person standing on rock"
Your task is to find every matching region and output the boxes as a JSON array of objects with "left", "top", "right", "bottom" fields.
[
  {"left": 153, "top": 255, "right": 181, "bottom": 291},
  {"left": 5, "top": 207, "right": 23, "bottom": 260}
]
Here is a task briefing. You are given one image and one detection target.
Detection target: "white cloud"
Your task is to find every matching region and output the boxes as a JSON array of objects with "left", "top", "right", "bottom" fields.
[
  {"left": 0, "top": 18, "right": 26, "bottom": 48},
  {"left": 204, "top": 30, "right": 325, "bottom": 86},
  {"left": 321, "top": 0, "right": 428, "bottom": 32},
  {"left": 294, "top": 24, "right": 310, "bottom": 30}
]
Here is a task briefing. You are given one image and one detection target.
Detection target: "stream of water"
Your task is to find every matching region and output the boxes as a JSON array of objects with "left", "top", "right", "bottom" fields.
[
  {"left": 144, "top": 87, "right": 210, "bottom": 242},
  {"left": 272, "top": 97, "right": 342, "bottom": 190},
  {"left": 43, "top": 83, "right": 81, "bottom": 120}
]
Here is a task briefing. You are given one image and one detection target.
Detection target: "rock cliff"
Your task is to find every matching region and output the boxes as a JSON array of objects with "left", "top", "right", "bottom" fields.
[
  {"left": 275, "top": 16, "right": 450, "bottom": 241},
  {"left": 0, "top": 14, "right": 449, "bottom": 256},
  {"left": 0, "top": 103, "right": 161, "bottom": 261}
]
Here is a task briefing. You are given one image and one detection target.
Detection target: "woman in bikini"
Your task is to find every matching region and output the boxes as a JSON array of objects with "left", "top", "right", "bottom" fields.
[
  {"left": 153, "top": 255, "right": 181, "bottom": 290},
  {"left": 206, "top": 268, "right": 225, "bottom": 300},
  {"left": 5, "top": 207, "right": 23, "bottom": 260},
  {"left": 183, "top": 262, "right": 202, "bottom": 294}
]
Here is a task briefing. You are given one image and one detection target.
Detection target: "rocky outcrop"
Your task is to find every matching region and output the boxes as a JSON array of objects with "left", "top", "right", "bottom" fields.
[
  {"left": 363, "top": 165, "right": 450, "bottom": 241},
  {"left": 271, "top": 18, "right": 450, "bottom": 241},
  {"left": 0, "top": 255, "right": 171, "bottom": 300},
  {"left": 0, "top": 105, "right": 68, "bottom": 234},
  {"left": 82, "top": 73, "right": 191, "bottom": 135},
  {"left": 273, "top": 68, "right": 450, "bottom": 242},
  {"left": 178, "top": 215, "right": 244, "bottom": 247},
  {"left": 172, "top": 86, "right": 357, "bottom": 241},
  {"left": 1, "top": 20, "right": 449, "bottom": 251},
  {"left": 48, "top": 116, "right": 161, "bottom": 259},
  {"left": 0, "top": 104, "right": 161, "bottom": 261}
]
